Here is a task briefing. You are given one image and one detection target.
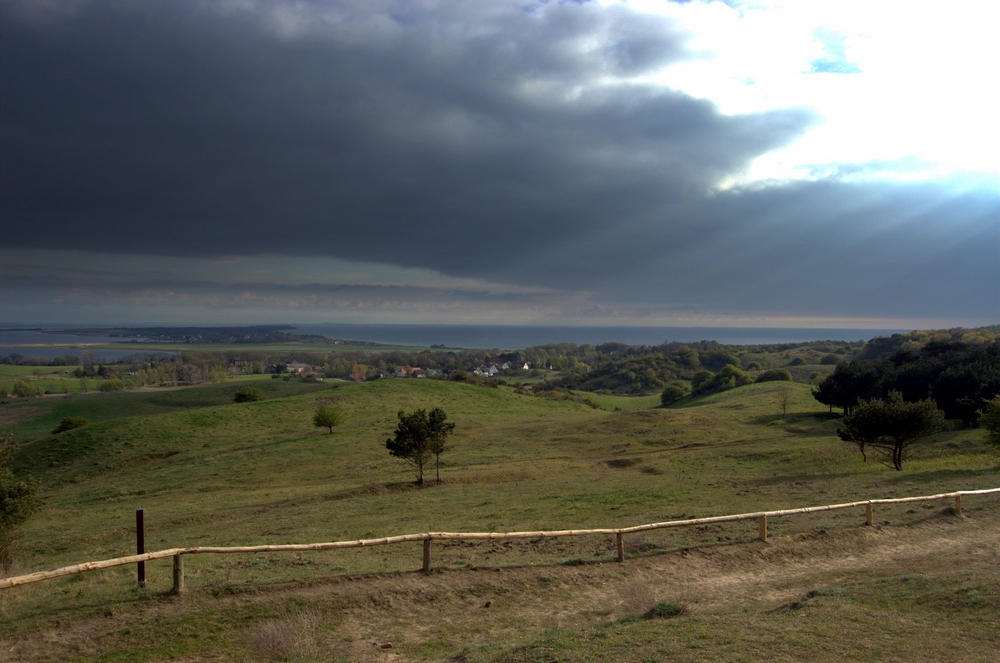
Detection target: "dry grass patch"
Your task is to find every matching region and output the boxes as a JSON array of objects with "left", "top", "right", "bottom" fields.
[{"left": 249, "top": 610, "right": 321, "bottom": 661}]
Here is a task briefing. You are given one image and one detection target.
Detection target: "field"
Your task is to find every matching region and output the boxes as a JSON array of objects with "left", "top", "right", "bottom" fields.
[{"left": 1, "top": 377, "right": 998, "bottom": 661}]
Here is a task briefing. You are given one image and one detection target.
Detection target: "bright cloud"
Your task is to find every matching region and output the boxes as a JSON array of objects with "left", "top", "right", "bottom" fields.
[{"left": 625, "top": 0, "right": 1000, "bottom": 183}]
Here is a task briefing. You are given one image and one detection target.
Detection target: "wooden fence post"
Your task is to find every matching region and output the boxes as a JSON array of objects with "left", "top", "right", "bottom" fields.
[
  {"left": 423, "top": 539, "right": 432, "bottom": 573},
  {"left": 955, "top": 494, "right": 963, "bottom": 516},
  {"left": 758, "top": 516, "right": 767, "bottom": 542},
  {"left": 616, "top": 533, "right": 624, "bottom": 563},
  {"left": 866, "top": 503, "right": 874, "bottom": 526},
  {"left": 172, "top": 554, "right": 184, "bottom": 594},
  {"left": 136, "top": 508, "right": 146, "bottom": 588}
]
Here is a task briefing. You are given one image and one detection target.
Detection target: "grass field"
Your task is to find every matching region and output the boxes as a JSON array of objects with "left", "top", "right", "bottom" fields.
[{"left": 1, "top": 377, "right": 998, "bottom": 661}]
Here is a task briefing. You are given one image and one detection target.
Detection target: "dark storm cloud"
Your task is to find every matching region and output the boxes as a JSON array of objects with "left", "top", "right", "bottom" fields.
[
  {"left": 1, "top": 1, "right": 808, "bottom": 260},
  {"left": 1, "top": 0, "right": 997, "bottom": 323}
]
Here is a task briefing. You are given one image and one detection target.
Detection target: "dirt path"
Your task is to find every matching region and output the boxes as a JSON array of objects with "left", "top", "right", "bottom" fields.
[{"left": 3, "top": 511, "right": 998, "bottom": 662}]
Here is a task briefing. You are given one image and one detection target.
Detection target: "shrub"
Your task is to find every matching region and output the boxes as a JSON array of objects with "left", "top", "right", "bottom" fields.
[
  {"left": 100, "top": 377, "right": 125, "bottom": 391},
  {"left": 693, "top": 365, "right": 753, "bottom": 396},
  {"left": 756, "top": 368, "right": 793, "bottom": 383},
  {"left": 787, "top": 357, "right": 806, "bottom": 366},
  {"left": 647, "top": 602, "right": 685, "bottom": 618},
  {"left": 249, "top": 611, "right": 320, "bottom": 661},
  {"left": 12, "top": 380, "right": 44, "bottom": 398},
  {"left": 1, "top": 430, "right": 41, "bottom": 572},
  {"left": 619, "top": 578, "right": 657, "bottom": 616},
  {"left": 52, "top": 417, "right": 90, "bottom": 434},
  {"left": 820, "top": 354, "right": 840, "bottom": 365},
  {"left": 233, "top": 387, "right": 265, "bottom": 403}
]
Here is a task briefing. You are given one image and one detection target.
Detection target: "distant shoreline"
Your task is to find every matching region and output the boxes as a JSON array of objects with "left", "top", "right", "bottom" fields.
[{"left": 0, "top": 323, "right": 917, "bottom": 352}]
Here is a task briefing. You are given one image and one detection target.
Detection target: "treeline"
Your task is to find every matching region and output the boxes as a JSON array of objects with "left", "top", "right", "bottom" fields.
[
  {"left": 813, "top": 340, "right": 1000, "bottom": 423},
  {"left": 1, "top": 354, "right": 82, "bottom": 366}
]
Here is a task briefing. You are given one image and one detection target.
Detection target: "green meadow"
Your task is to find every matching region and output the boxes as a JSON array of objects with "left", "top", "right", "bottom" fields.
[{"left": 1, "top": 376, "right": 998, "bottom": 661}]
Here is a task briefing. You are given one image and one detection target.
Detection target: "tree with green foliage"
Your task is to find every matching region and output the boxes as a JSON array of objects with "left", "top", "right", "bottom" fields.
[
  {"left": 100, "top": 377, "right": 125, "bottom": 392},
  {"left": 233, "top": 387, "right": 266, "bottom": 403},
  {"left": 755, "top": 368, "right": 793, "bottom": 383},
  {"left": 12, "top": 379, "right": 44, "bottom": 398},
  {"left": 692, "top": 365, "right": 753, "bottom": 396},
  {"left": 837, "top": 392, "right": 946, "bottom": 470},
  {"left": 1, "top": 431, "right": 41, "bottom": 571},
  {"left": 980, "top": 395, "right": 1000, "bottom": 448},
  {"left": 312, "top": 405, "right": 343, "bottom": 434},
  {"left": 385, "top": 408, "right": 455, "bottom": 485},
  {"left": 660, "top": 381, "right": 690, "bottom": 406},
  {"left": 52, "top": 417, "right": 90, "bottom": 434},
  {"left": 426, "top": 407, "right": 456, "bottom": 482},
  {"left": 690, "top": 370, "right": 715, "bottom": 394}
]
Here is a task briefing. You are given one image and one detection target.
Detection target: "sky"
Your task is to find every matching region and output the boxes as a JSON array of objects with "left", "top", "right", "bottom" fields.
[{"left": 1, "top": 0, "right": 998, "bottom": 328}]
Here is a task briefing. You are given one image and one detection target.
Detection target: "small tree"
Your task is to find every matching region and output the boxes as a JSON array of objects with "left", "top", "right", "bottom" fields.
[
  {"left": 426, "top": 407, "right": 456, "bottom": 482},
  {"left": 1, "top": 431, "right": 41, "bottom": 572},
  {"left": 312, "top": 405, "right": 343, "bottom": 434},
  {"left": 660, "top": 381, "right": 690, "bottom": 406},
  {"left": 385, "top": 408, "right": 455, "bottom": 485},
  {"left": 980, "top": 394, "right": 1000, "bottom": 449},
  {"left": 837, "top": 391, "right": 946, "bottom": 470},
  {"left": 777, "top": 385, "right": 793, "bottom": 419}
]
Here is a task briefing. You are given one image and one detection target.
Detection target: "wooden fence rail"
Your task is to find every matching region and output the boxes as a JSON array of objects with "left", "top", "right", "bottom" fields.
[{"left": 3, "top": 487, "right": 998, "bottom": 594}]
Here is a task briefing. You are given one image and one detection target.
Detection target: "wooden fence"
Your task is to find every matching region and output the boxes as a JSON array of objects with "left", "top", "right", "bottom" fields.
[{"left": 2, "top": 487, "right": 998, "bottom": 594}]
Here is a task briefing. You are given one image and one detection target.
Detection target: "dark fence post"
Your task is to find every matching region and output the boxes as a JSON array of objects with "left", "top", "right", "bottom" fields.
[{"left": 136, "top": 508, "right": 146, "bottom": 588}]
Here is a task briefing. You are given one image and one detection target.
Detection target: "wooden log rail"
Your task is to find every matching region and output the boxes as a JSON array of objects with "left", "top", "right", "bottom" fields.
[{"left": 2, "top": 487, "right": 997, "bottom": 593}]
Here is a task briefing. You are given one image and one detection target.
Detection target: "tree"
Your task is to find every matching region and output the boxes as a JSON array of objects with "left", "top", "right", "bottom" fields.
[
  {"left": 660, "top": 381, "right": 690, "bottom": 406},
  {"left": 312, "top": 405, "right": 343, "bottom": 433},
  {"left": 837, "top": 392, "right": 946, "bottom": 470},
  {"left": 777, "top": 385, "right": 793, "bottom": 419},
  {"left": 756, "top": 368, "right": 793, "bottom": 383},
  {"left": 233, "top": 387, "right": 265, "bottom": 403},
  {"left": 980, "top": 394, "right": 1000, "bottom": 448},
  {"left": 12, "top": 380, "right": 44, "bottom": 398},
  {"left": 426, "top": 407, "right": 456, "bottom": 482},
  {"left": 1, "top": 431, "right": 41, "bottom": 572},
  {"left": 385, "top": 408, "right": 455, "bottom": 485}
]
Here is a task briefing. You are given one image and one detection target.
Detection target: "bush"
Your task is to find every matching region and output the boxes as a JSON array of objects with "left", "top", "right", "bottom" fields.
[
  {"left": 233, "top": 387, "right": 266, "bottom": 403},
  {"left": 1, "top": 431, "right": 40, "bottom": 572},
  {"left": 820, "top": 354, "right": 840, "bottom": 365},
  {"left": 647, "top": 602, "right": 685, "bottom": 618},
  {"left": 692, "top": 365, "right": 753, "bottom": 396},
  {"left": 99, "top": 377, "right": 125, "bottom": 391},
  {"left": 660, "top": 381, "right": 690, "bottom": 406},
  {"left": 12, "top": 380, "right": 44, "bottom": 398},
  {"left": 756, "top": 368, "right": 793, "bottom": 383},
  {"left": 787, "top": 357, "right": 806, "bottom": 366},
  {"left": 52, "top": 417, "right": 90, "bottom": 434}
]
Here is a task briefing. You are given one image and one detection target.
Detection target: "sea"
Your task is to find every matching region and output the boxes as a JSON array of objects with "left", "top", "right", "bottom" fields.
[
  {"left": 0, "top": 324, "right": 911, "bottom": 356},
  {"left": 295, "top": 324, "right": 908, "bottom": 350}
]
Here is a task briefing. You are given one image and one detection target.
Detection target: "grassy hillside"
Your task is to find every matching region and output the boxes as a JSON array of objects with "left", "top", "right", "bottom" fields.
[{"left": 1, "top": 377, "right": 998, "bottom": 661}]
